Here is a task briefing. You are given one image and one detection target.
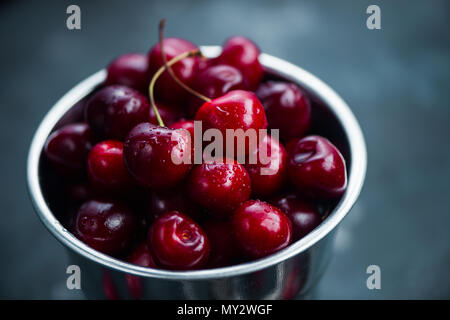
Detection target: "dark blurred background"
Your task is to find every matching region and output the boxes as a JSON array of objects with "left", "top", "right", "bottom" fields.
[{"left": 1, "top": 0, "right": 449, "bottom": 299}]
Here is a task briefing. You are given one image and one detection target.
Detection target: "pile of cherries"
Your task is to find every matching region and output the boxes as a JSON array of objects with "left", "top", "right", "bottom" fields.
[{"left": 44, "top": 24, "right": 347, "bottom": 272}]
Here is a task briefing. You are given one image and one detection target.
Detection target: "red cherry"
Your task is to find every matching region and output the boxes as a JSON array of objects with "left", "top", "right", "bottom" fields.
[
  {"left": 44, "top": 123, "right": 94, "bottom": 177},
  {"left": 269, "top": 194, "right": 321, "bottom": 241},
  {"left": 106, "top": 53, "right": 151, "bottom": 93},
  {"left": 123, "top": 123, "right": 192, "bottom": 189},
  {"left": 147, "top": 186, "right": 202, "bottom": 222},
  {"left": 188, "top": 64, "right": 249, "bottom": 116},
  {"left": 169, "top": 120, "right": 195, "bottom": 139},
  {"left": 203, "top": 219, "right": 237, "bottom": 268},
  {"left": 148, "top": 38, "right": 200, "bottom": 105},
  {"left": 87, "top": 140, "right": 133, "bottom": 194},
  {"left": 188, "top": 159, "right": 251, "bottom": 217},
  {"left": 245, "top": 134, "right": 288, "bottom": 197},
  {"left": 73, "top": 199, "right": 137, "bottom": 255},
  {"left": 232, "top": 200, "right": 292, "bottom": 258},
  {"left": 125, "top": 242, "right": 157, "bottom": 299},
  {"left": 85, "top": 85, "right": 150, "bottom": 141},
  {"left": 288, "top": 135, "right": 347, "bottom": 199},
  {"left": 195, "top": 90, "right": 267, "bottom": 157},
  {"left": 148, "top": 211, "right": 210, "bottom": 270},
  {"left": 256, "top": 81, "right": 311, "bottom": 141},
  {"left": 65, "top": 182, "right": 92, "bottom": 204},
  {"left": 149, "top": 102, "right": 184, "bottom": 126},
  {"left": 213, "top": 36, "right": 263, "bottom": 90}
]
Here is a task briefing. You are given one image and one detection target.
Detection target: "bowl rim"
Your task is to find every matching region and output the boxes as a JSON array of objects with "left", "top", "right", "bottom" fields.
[{"left": 27, "top": 46, "right": 367, "bottom": 280}]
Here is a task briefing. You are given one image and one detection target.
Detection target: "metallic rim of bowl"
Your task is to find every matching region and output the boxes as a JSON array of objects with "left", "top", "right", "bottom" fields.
[{"left": 27, "top": 46, "right": 367, "bottom": 280}]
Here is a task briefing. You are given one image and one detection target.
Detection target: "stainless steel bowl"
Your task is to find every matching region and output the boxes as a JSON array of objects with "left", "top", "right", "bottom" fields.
[{"left": 27, "top": 46, "right": 367, "bottom": 299}]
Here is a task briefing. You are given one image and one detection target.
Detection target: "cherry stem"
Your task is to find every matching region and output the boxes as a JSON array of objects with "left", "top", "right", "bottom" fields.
[
  {"left": 148, "top": 50, "right": 203, "bottom": 127},
  {"left": 159, "top": 19, "right": 211, "bottom": 103}
]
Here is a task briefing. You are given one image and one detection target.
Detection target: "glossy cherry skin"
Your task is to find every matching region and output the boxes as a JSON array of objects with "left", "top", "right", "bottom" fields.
[
  {"left": 195, "top": 90, "right": 267, "bottom": 157},
  {"left": 149, "top": 102, "right": 184, "bottom": 126},
  {"left": 73, "top": 199, "right": 137, "bottom": 255},
  {"left": 269, "top": 194, "right": 321, "bottom": 241},
  {"left": 148, "top": 211, "right": 210, "bottom": 270},
  {"left": 87, "top": 140, "right": 133, "bottom": 194},
  {"left": 123, "top": 122, "right": 192, "bottom": 189},
  {"left": 288, "top": 135, "right": 347, "bottom": 199},
  {"left": 148, "top": 38, "right": 200, "bottom": 105},
  {"left": 245, "top": 134, "right": 288, "bottom": 197},
  {"left": 44, "top": 123, "right": 94, "bottom": 176},
  {"left": 188, "top": 64, "right": 249, "bottom": 116},
  {"left": 147, "top": 186, "right": 202, "bottom": 222},
  {"left": 188, "top": 159, "right": 252, "bottom": 216},
  {"left": 232, "top": 200, "right": 292, "bottom": 259},
  {"left": 106, "top": 53, "right": 151, "bottom": 93},
  {"left": 169, "top": 120, "right": 195, "bottom": 139},
  {"left": 85, "top": 85, "right": 150, "bottom": 141},
  {"left": 125, "top": 242, "right": 157, "bottom": 299},
  {"left": 256, "top": 81, "right": 311, "bottom": 141},
  {"left": 203, "top": 219, "right": 237, "bottom": 268},
  {"left": 212, "top": 36, "right": 263, "bottom": 90}
]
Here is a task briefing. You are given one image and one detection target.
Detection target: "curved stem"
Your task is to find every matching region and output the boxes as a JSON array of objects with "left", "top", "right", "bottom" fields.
[
  {"left": 148, "top": 49, "right": 203, "bottom": 127},
  {"left": 159, "top": 19, "right": 211, "bottom": 103}
]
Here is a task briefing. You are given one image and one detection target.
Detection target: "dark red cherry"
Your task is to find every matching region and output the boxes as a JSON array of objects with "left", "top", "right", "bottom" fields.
[
  {"left": 65, "top": 182, "right": 93, "bottom": 204},
  {"left": 188, "top": 64, "right": 249, "bottom": 116},
  {"left": 256, "top": 81, "right": 311, "bottom": 141},
  {"left": 147, "top": 186, "right": 202, "bottom": 222},
  {"left": 188, "top": 159, "right": 251, "bottom": 217},
  {"left": 245, "top": 134, "right": 288, "bottom": 197},
  {"left": 149, "top": 102, "right": 184, "bottom": 126},
  {"left": 232, "top": 200, "right": 292, "bottom": 259},
  {"left": 269, "top": 194, "right": 321, "bottom": 241},
  {"left": 203, "top": 219, "right": 237, "bottom": 268},
  {"left": 125, "top": 242, "right": 157, "bottom": 299},
  {"left": 148, "top": 38, "right": 200, "bottom": 105},
  {"left": 106, "top": 53, "right": 151, "bottom": 93},
  {"left": 288, "top": 135, "right": 347, "bottom": 199},
  {"left": 169, "top": 120, "right": 195, "bottom": 139},
  {"left": 148, "top": 211, "right": 210, "bottom": 270},
  {"left": 85, "top": 85, "right": 150, "bottom": 141},
  {"left": 123, "top": 122, "right": 192, "bottom": 189},
  {"left": 213, "top": 36, "right": 263, "bottom": 90},
  {"left": 44, "top": 123, "right": 94, "bottom": 176},
  {"left": 73, "top": 199, "right": 137, "bottom": 255},
  {"left": 195, "top": 90, "right": 267, "bottom": 157},
  {"left": 87, "top": 140, "right": 133, "bottom": 194}
]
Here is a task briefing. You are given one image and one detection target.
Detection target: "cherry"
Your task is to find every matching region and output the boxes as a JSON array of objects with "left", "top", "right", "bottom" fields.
[
  {"left": 65, "top": 182, "right": 92, "bottom": 204},
  {"left": 256, "top": 81, "right": 311, "bottom": 142},
  {"left": 269, "top": 194, "right": 321, "bottom": 241},
  {"left": 148, "top": 38, "right": 200, "bottom": 105},
  {"left": 188, "top": 64, "right": 249, "bottom": 116},
  {"left": 232, "top": 200, "right": 292, "bottom": 259},
  {"left": 188, "top": 159, "right": 251, "bottom": 217},
  {"left": 212, "top": 36, "right": 263, "bottom": 90},
  {"left": 44, "top": 123, "right": 94, "bottom": 177},
  {"left": 87, "top": 140, "right": 133, "bottom": 194},
  {"left": 195, "top": 90, "right": 267, "bottom": 157},
  {"left": 245, "top": 134, "right": 288, "bottom": 197},
  {"left": 148, "top": 211, "right": 210, "bottom": 270},
  {"left": 169, "top": 119, "right": 195, "bottom": 139},
  {"left": 73, "top": 199, "right": 137, "bottom": 255},
  {"left": 288, "top": 135, "right": 347, "bottom": 199},
  {"left": 125, "top": 242, "right": 156, "bottom": 299},
  {"left": 123, "top": 122, "right": 192, "bottom": 189},
  {"left": 147, "top": 186, "right": 202, "bottom": 222},
  {"left": 106, "top": 53, "right": 151, "bottom": 93},
  {"left": 203, "top": 219, "right": 237, "bottom": 268},
  {"left": 149, "top": 102, "right": 184, "bottom": 126},
  {"left": 85, "top": 85, "right": 150, "bottom": 141}
]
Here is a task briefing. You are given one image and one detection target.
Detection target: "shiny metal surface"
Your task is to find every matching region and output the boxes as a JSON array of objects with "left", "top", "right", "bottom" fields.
[{"left": 27, "top": 46, "right": 367, "bottom": 299}]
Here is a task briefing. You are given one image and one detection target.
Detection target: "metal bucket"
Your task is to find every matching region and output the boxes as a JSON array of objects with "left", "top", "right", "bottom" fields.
[{"left": 27, "top": 46, "right": 367, "bottom": 299}]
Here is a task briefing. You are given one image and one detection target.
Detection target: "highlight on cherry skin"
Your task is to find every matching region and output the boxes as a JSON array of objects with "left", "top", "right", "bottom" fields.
[{"left": 42, "top": 20, "right": 348, "bottom": 274}]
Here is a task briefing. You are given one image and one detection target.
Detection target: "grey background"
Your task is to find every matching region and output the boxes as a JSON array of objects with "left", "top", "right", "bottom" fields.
[{"left": 1, "top": 0, "right": 449, "bottom": 299}]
